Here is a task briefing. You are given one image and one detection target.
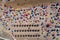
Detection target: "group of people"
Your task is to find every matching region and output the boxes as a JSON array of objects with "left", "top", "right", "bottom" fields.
[
  {"left": 0, "top": 2, "right": 59, "bottom": 26},
  {"left": 0, "top": 2, "right": 60, "bottom": 40}
]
